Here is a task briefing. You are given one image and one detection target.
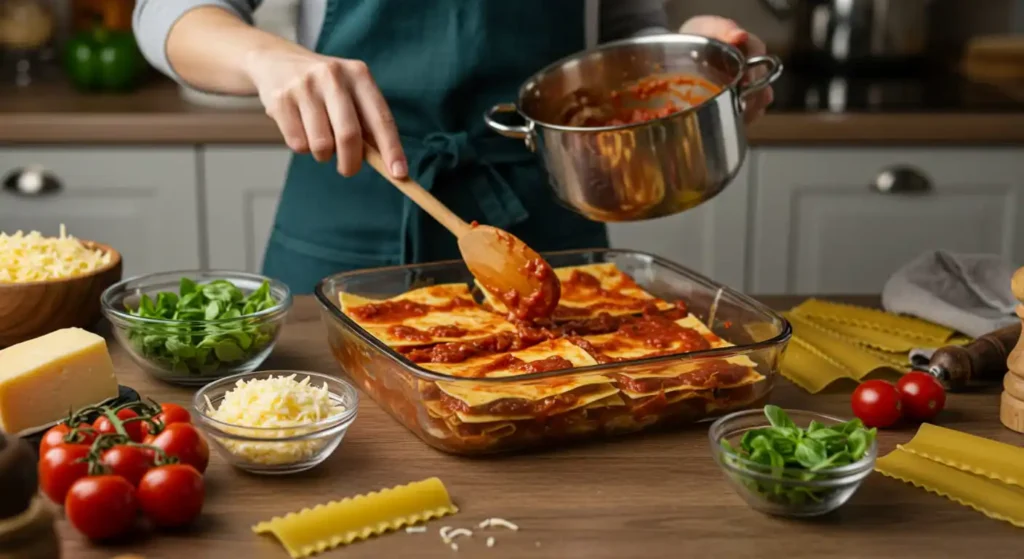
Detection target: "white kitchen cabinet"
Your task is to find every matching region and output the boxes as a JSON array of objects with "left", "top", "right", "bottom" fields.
[
  {"left": 608, "top": 159, "right": 751, "bottom": 290},
  {"left": 750, "top": 147, "right": 1024, "bottom": 295},
  {"left": 0, "top": 148, "right": 202, "bottom": 277},
  {"left": 202, "top": 146, "right": 290, "bottom": 273}
]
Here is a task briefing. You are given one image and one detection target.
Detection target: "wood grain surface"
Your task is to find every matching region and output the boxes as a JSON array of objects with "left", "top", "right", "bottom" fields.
[
  {"left": 55, "top": 296, "right": 1024, "bottom": 559},
  {"left": 2, "top": 79, "right": 1024, "bottom": 145},
  {"left": 0, "top": 242, "right": 122, "bottom": 347}
]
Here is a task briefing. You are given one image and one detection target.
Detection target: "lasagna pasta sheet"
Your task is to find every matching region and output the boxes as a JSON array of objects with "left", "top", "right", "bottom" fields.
[
  {"left": 477, "top": 262, "right": 672, "bottom": 319},
  {"left": 339, "top": 284, "right": 514, "bottom": 347}
]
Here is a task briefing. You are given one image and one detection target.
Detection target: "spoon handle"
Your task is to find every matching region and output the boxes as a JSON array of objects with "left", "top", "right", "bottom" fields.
[{"left": 364, "top": 143, "right": 471, "bottom": 238}]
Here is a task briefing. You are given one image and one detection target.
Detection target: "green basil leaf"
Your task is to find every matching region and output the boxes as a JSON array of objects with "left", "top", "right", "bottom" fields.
[
  {"left": 807, "top": 420, "right": 826, "bottom": 432},
  {"left": 806, "top": 428, "right": 844, "bottom": 441},
  {"left": 794, "top": 438, "right": 827, "bottom": 468},
  {"left": 204, "top": 300, "right": 221, "bottom": 321},
  {"left": 836, "top": 418, "right": 865, "bottom": 434},
  {"left": 213, "top": 339, "right": 244, "bottom": 362},
  {"left": 138, "top": 294, "right": 157, "bottom": 316},
  {"left": 847, "top": 429, "right": 869, "bottom": 460},
  {"left": 179, "top": 277, "right": 198, "bottom": 296},
  {"left": 764, "top": 405, "right": 796, "bottom": 430}
]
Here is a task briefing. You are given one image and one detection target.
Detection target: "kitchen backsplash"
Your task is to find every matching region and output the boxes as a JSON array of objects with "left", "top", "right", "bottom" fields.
[{"left": 666, "top": 0, "right": 1023, "bottom": 53}]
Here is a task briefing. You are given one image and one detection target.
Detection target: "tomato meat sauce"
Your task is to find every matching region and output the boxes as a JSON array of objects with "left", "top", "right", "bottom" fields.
[{"left": 564, "top": 74, "right": 721, "bottom": 128}]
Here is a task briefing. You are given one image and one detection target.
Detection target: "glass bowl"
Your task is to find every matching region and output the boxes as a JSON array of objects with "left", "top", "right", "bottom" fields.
[
  {"left": 708, "top": 409, "right": 877, "bottom": 518},
  {"left": 101, "top": 270, "right": 291, "bottom": 386},
  {"left": 192, "top": 371, "right": 359, "bottom": 474}
]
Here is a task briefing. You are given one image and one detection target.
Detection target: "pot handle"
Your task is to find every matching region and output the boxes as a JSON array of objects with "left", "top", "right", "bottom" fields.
[
  {"left": 738, "top": 55, "right": 784, "bottom": 98},
  {"left": 484, "top": 103, "right": 537, "bottom": 151}
]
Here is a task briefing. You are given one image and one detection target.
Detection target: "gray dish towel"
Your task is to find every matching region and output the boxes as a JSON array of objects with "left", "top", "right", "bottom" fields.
[{"left": 882, "top": 250, "right": 1018, "bottom": 339}]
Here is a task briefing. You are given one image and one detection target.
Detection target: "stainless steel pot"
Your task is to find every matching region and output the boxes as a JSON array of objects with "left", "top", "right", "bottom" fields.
[{"left": 483, "top": 34, "right": 782, "bottom": 222}]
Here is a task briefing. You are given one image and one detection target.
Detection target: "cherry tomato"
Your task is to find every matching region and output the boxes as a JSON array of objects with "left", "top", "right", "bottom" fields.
[
  {"left": 39, "top": 422, "right": 95, "bottom": 456},
  {"left": 100, "top": 445, "right": 154, "bottom": 487},
  {"left": 138, "top": 465, "right": 205, "bottom": 528},
  {"left": 143, "top": 423, "right": 209, "bottom": 473},
  {"left": 94, "top": 409, "right": 145, "bottom": 443},
  {"left": 896, "top": 371, "right": 946, "bottom": 421},
  {"left": 38, "top": 444, "right": 91, "bottom": 504},
  {"left": 65, "top": 475, "right": 138, "bottom": 541},
  {"left": 851, "top": 380, "right": 903, "bottom": 428},
  {"left": 142, "top": 402, "right": 193, "bottom": 437}
]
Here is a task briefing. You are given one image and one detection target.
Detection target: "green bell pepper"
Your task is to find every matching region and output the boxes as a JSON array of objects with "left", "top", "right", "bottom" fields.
[{"left": 64, "top": 27, "right": 144, "bottom": 92}]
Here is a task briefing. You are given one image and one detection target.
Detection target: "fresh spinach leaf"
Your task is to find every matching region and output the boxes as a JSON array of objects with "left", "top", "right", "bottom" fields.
[
  {"left": 718, "top": 406, "right": 877, "bottom": 509},
  {"left": 125, "top": 278, "right": 280, "bottom": 376}
]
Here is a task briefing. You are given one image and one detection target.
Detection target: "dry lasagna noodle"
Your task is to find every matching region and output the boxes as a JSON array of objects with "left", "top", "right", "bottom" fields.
[{"left": 340, "top": 263, "right": 765, "bottom": 443}]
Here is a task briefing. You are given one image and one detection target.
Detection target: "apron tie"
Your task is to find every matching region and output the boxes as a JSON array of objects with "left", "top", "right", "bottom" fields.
[{"left": 398, "top": 131, "right": 535, "bottom": 264}]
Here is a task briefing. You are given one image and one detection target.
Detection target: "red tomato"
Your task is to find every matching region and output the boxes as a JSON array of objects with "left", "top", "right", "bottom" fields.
[
  {"left": 142, "top": 402, "right": 193, "bottom": 437},
  {"left": 94, "top": 409, "right": 145, "bottom": 443},
  {"left": 896, "top": 371, "right": 946, "bottom": 421},
  {"left": 143, "top": 423, "right": 209, "bottom": 473},
  {"left": 39, "top": 422, "right": 95, "bottom": 456},
  {"left": 851, "top": 380, "right": 903, "bottom": 428},
  {"left": 100, "top": 445, "right": 154, "bottom": 487},
  {"left": 138, "top": 465, "right": 205, "bottom": 528},
  {"left": 38, "top": 444, "right": 91, "bottom": 504},
  {"left": 64, "top": 475, "right": 138, "bottom": 541}
]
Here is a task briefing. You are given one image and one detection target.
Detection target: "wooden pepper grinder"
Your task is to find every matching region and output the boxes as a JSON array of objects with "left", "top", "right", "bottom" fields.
[{"left": 1000, "top": 267, "right": 1024, "bottom": 432}]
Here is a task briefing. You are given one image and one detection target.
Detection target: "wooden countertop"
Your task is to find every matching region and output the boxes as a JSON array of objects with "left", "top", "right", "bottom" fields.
[
  {"left": 56, "top": 295, "right": 1023, "bottom": 559},
  {"left": 3, "top": 79, "right": 1024, "bottom": 145}
]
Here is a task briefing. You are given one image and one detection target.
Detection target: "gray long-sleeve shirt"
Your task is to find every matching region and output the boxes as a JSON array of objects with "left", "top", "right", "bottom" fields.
[{"left": 133, "top": 0, "right": 670, "bottom": 82}]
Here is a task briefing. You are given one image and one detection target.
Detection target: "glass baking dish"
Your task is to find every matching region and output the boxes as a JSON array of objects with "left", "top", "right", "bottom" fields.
[{"left": 314, "top": 249, "right": 791, "bottom": 455}]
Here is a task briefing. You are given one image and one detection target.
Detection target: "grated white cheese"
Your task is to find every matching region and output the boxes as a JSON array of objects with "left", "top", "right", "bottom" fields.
[
  {"left": 450, "top": 543, "right": 459, "bottom": 552},
  {"left": 205, "top": 374, "right": 346, "bottom": 465},
  {"left": 0, "top": 225, "right": 112, "bottom": 283},
  {"left": 479, "top": 518, "right": 519, "bottom": 531},
  {"left": 405, "top": 526, "right": 427, "bottom": 534},
  {"left": 486, "top": 537, "right": 495, "bottom": 548}
]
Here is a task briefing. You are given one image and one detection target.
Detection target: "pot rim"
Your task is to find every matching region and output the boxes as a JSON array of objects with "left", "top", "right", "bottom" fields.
[{"left": 513, "top": 32, "right": 755, "bottom": 133}]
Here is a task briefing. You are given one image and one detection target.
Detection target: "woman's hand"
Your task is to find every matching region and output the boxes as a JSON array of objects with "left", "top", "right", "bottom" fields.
[
  {"left": 680, "top": 16, "right": 773, "bottom": 124},
  {"left": 243, "top": 48, "right": 408, "bottom": 178}
]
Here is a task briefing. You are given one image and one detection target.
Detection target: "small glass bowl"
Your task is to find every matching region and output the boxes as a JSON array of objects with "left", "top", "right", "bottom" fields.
[
  {"left": 192, "top": 371, "right": 359, "bottom": 475},
  {"left": 101, "top": 270, "right": 292, "bottom": 386},
  {"left": 708, "top": 409, "right": 877, "bottom": 518}
]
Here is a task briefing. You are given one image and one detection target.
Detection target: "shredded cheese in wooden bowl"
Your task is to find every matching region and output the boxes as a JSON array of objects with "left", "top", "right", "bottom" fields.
[
  {"left": 0, "top": 225, "right": 113, "bottom": 284},
  {"left": 196, "top": 372, "right": 358, "bottom": 472}
]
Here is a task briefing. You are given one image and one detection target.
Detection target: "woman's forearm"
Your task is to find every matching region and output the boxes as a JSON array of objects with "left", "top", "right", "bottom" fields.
[{"left": 134, "top": 0, "right": 307, "bottom": 95}]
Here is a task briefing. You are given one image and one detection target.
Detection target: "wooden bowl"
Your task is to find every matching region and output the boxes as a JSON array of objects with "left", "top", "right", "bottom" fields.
[{"left": 0, "top": 241, "right": 123, "bottom": 347}]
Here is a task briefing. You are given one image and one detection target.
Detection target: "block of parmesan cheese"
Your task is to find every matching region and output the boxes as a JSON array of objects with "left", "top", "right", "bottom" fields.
[{"left": 0, "top": 328, "right": 118, "bottom": 434}]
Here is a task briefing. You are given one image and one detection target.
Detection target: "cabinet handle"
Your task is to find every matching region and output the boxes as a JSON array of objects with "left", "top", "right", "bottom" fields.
[
  {"left": 2, "top": 166, "right": 63, "bottom": 197},
  {"left": 870, "top": 166, "right": 932, "bottom": 194}
]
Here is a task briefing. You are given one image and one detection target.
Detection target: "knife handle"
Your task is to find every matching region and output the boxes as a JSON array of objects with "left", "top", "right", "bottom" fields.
[{"left": 930, "top": 322, "right": 1022, "bottom": 391}]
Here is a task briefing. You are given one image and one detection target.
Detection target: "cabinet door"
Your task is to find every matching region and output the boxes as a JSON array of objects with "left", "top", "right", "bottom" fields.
[
  {"left": 203, "top": 147, "right": 290, "bottom": 273},
  {"left": 751, "top": 148, "right": 1024, "bottom": 295},
  {"left": 608, "top": 159, "right": 751, "bottom": 290},
  {"left": 0, "top": 148, "right": 201, "bottom": 277}
]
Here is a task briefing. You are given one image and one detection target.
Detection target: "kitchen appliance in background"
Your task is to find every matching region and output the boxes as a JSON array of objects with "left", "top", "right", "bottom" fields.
[
  {"left": 0, "top": 0, "right": 57, "bottom": 86},
  {"left": 180, "top": 0, "right": 298, "bottom": 108},
  {"left": 761, "top": 0, "right": 934, "bottom": 74}
]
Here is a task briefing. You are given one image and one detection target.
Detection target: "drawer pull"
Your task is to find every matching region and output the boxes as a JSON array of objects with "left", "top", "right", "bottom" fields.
[
  {"left": 871, "top": 166, "right": 932, "bottom": 194},
  {"left": 2, "top": 166, "right": 63, "bottom": 197}
]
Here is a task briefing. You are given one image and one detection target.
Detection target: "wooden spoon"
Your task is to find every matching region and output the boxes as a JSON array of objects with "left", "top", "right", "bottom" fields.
[{"left": 363, "top": 144, "right": 561, "bottom": 321}]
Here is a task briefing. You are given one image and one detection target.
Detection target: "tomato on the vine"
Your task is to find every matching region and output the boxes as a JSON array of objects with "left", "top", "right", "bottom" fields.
[
  {"left": 142, "top": 402, "right": 192, "bottom": 437},
  {"left": 138, "top": 464, "right": 205, "bottom": 528},
  {"left": 896, "top": 371, "right": 946, "bottom": 421},
  {"left": 38, "top": 444, "right": 91, "bottom": 504},
  {"left": 94, "top": 408, "right": 146, "bottom": 443},
  {"left": 39, "top": 422, "right": 95, "bottom": 456},
  {"left": 851, "top": 380, "right": 902, "bottom": 428},
  {"left": 101, "top": 445, "right": 154, "bottom": 487},
  {"left": 65, "top": 475, "right": 138, "bottom": 541},
  {"left": 143, "top": 423, "right": 209, "bottom": 473}
]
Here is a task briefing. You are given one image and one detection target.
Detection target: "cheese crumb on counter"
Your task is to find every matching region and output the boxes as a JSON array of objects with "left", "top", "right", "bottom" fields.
[
  {"left": 0, "top": 225, "right": 112, "bottom": 283},
  {"left": 204, "top": 374, "right": 347, "bottom": 465}
]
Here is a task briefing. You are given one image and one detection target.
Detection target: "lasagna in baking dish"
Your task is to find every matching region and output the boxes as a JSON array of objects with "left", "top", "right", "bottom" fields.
[{"left": 336, "top": 262, "right": 766, "bottom": 452}]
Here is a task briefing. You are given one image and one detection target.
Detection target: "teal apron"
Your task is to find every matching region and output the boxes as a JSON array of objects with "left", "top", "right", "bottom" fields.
[{"left": 263, "top": 0, "right": 608, "bottom": 294}]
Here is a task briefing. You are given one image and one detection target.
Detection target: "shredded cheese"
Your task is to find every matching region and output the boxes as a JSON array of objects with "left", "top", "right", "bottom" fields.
[
  {"left": 0, "top": 225, "right": 112, "bottom": 283},
  {"left": 479, "top": 518, "right": 519, "bottom": 531},
  {"left": 205, "top": 374, "right": 347, "bottom": 465},
  {"left": 405, "top": 526, "right": 427, "bottom": 534},
  {"left": 486, "top": 537, "right": 495, "bottom": 548}
]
